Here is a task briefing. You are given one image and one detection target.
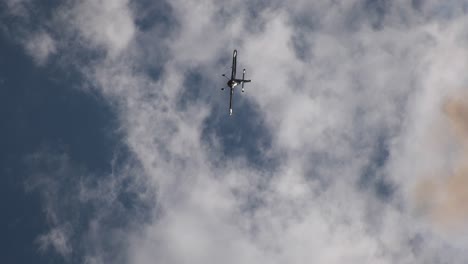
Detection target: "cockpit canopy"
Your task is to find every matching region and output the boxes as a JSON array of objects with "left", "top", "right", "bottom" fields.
[{"left": 227, "top": 80, "right": 238, "bottom": 88}]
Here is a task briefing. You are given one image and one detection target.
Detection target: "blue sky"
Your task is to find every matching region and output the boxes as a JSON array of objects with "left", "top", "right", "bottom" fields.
[{"left": 2, "top": 0, "right": 468, "bottom": 263}]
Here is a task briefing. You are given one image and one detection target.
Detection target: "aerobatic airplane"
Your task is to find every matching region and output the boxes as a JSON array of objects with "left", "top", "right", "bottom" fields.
[{"left": 221, "top": 49, "right": 251, "bottom": 116}]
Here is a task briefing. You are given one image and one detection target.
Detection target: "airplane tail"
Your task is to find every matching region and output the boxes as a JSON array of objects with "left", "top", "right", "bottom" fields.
[{"left": 241, "top": 69, "right": 251, "bottom": 92}]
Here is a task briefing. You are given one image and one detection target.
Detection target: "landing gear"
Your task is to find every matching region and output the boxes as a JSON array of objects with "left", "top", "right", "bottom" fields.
[
  {"left": 242, "top": 89, "right": 245, "bottom": 92},
  {"left": 221, "top": 88, "right": 224, "bottom": 91}
]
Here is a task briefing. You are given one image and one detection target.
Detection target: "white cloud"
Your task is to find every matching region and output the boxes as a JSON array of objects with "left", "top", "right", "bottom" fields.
[
  {"left": 69, "top": 0, "right": 136, "bottom": 57},
  {"left": 11, "top": 0, "right": 468, "bottom": 263}
]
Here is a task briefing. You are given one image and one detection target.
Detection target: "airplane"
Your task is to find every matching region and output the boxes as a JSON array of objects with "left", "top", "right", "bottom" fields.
[{"left": 221, "top": 49, "right": 251, "bottom": 116}]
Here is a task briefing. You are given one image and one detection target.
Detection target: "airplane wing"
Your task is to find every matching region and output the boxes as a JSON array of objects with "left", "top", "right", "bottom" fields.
[
  {"left": 229, "top": 87, "right": 234, "bottom": 116},
  {"left": 231, "top": 50, "right": 237, "bottom": 80}
]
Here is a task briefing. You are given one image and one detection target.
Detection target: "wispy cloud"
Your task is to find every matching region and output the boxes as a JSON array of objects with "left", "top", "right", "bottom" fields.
[{"left": 37, "top": 225, "right": 72, "bottom": 258}]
